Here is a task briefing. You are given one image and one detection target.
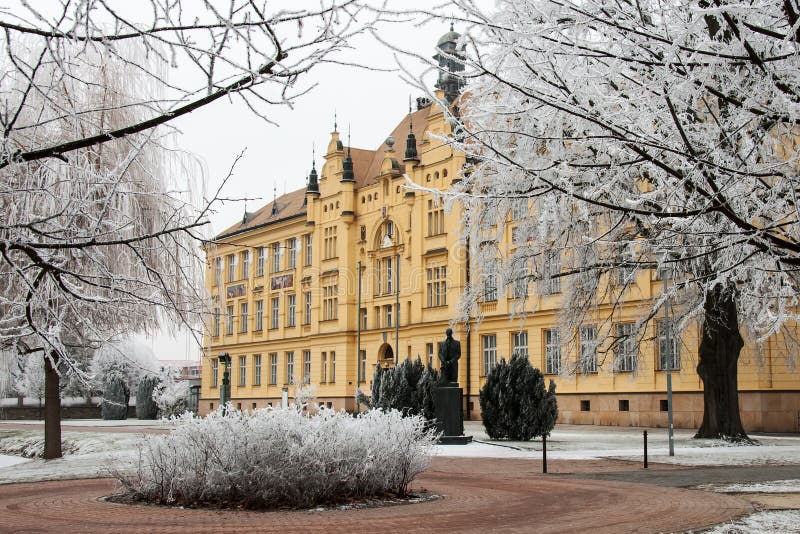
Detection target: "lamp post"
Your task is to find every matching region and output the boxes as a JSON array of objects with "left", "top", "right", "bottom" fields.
[
  {"left": 218, "top": 352, "right": 231, "bottom": 414},
  {"left": 662, "top": 258, "right": 675, "bottom": 457}
]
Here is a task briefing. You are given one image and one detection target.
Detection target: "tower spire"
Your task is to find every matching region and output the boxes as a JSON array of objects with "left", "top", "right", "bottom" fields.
[
  {"left": 404, "top": 100, "right": 419, "bottom": 164},
  {"left": 341, "top": 124, "right": 355, "bottom": 183},
  {"left": 306, "top": 144, "right": 319, "bottom": 195}
]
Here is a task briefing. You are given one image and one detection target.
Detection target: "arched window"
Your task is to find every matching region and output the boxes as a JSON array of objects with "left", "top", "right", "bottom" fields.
[
  {"left": 434, "top": 171, "right": 440, "bottom": 180},
  {"left": 443, "top": 168, "right": 448, "bottom": 178}
]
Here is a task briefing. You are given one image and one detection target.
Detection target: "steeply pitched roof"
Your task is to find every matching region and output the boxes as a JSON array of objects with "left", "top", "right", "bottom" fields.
[
  {"left": 216, "top": 187, "right": 307, "bottom": 240},
  {"left": 213, "top": 103, "right": 433, "bottom": 241},
  {"left": 362, "top": 105, "right": 430, "bottom": 187}
]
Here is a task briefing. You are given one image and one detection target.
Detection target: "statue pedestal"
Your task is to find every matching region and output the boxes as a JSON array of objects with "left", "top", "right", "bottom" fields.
[{"left": 434, "top": 384, "right": 473, "bottom": 445}]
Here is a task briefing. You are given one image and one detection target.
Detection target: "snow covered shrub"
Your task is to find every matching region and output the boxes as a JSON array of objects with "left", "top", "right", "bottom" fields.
[
  {"left": 479, "top": 355, "right": 558, "bottom": 441},
  {"left": 367, "top": 357, "right": 440, "bottom": 420},
  {"left": 135, "top": 375, "right": 159, "bottom": 420},
  {"left": 102, "top": 376, "right": 129, "bottom": 420},
  {"left": 115, "top": 407, "right": 437, "bottom": 508},
  {"left": 152, "top": 367, "right": 189, "bottom": 418}
]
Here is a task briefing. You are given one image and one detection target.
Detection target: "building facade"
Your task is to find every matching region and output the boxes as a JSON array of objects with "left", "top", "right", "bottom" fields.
[{"left": 200, "top": 31, "right": 800, "bottom": 432}]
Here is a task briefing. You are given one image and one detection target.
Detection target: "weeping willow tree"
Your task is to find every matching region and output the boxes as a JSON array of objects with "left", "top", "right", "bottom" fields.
[{"left": 0, "top": 1, "right": 375, "bottom": 458}]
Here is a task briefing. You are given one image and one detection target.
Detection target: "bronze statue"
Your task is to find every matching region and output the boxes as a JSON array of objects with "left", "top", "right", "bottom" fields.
[{"left": 438, "top": 327, "right": 461, "bottom": 384}]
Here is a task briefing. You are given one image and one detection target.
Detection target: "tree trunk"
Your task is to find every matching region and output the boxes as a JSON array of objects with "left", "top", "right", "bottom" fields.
[
  {"left": 43, "top": 351, "right": 62, "bottom": 459},
  {"left": 695, "top": 284, "right": 749, "bottom": 440}
]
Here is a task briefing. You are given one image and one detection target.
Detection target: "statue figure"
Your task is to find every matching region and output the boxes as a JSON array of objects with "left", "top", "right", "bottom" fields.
[{"left": 438, "top": 328, "right": 461, "bottom": 384}]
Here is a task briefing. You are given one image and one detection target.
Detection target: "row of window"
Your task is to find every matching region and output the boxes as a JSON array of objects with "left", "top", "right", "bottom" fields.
[
  {"left": 483, "top": 248, "right": 649, "bottom": 302},
  {"left": 481, "top": 321, "right": 680, "bottom": 376},
  {"left": 213, "top": 235, "right": 313, "bottom": 285},
  {"left": 213, "top": 293, "right": 308, "bottom": 335},
  {"left": 210, "top": 351, "right": 338, "bottom": 387}
]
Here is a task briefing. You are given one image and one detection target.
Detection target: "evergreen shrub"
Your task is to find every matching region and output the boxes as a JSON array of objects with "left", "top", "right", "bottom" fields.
[
  {"left": 479, "top": 354, "right": 558, "bottom": 440},
  {"left": 361, "top": 357, "right": 439, "bottom": 421},
  {"left": 101, "top": 376, "right": 129, "bottom": 420},
  {"left": 135, "top": 375, "right": 159, "bottom": 419}
]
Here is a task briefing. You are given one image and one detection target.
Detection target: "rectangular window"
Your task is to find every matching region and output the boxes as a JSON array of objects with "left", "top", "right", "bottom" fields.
[
  {"left": 303, "top": 350, "right": 311, "bottom": 384},
  {"left": 616, "top": 244, "right": 637, "bottom": 284},
  {"left": 359, "top": 350, "right": 367, "bottom": 382},
  {"left": 255, "top": 300, "right": 263, "bottom": 331},
  {"left": 324, "top": 226, "right": 337, "bottom": 259},
  {"left": 321, "top": 352, "right": 327, "bottom": 383},
  {"left": 241, "top": 250, "right": 250, "bottom": 279},
  {"left": 323, "top": 278, "right": 338, "bottom": 320},
  {"left": 580, "top": 325, "right": 598, "bottom": 373},
  {"left": 427, "top": 198, "right": 445, "bottom": 236},
  {"left": 253, "top": 354, "right": 262, "bottom": 386},
  {"left": 226, "top": 305, "right": 234, "bottom": 335},
  {"left": 213, "top": 307, "right": 220, "bottom": 337},
  {"left": 657, "top": 319, "right": 680, "bottom": 371},
  {"left": 304, "top": 234, "right": 313, "bottom": 266},
  {"left": 616, "top": 323, "right": 637, "bottom": 372},
  {"left": 271, "top": 297, "right": 279, "bottom": 329},
  {"left": 256, "top": 247, "right": 265, "bottom": 277},
  {"left": 286, "top": 351, "right": 294, "bottom": 385},
  {"left": 330, "top": 351, "right": 336, "bottom": 383},
  {"left": 304, "top": 291, "right": 312, "bottom": 325},
  {"left": 272, "top": 242, "right": 282, "bottom": 273},
  {"left": 212, "top": 358, "right": 219, "bottom": 387},
  {"left": 287, "top": 294, "right": 296, "bottom": 327},
  {"left": 482, "top": 334, "right": 497, "bottom": 375},
  {"left": 385, "top": 304, "right": 393, "bottom": 328},
  {"left": 227, "top": 254, "right": 236, "bottom": 282},
  {"left": 484, "top": 261, "right": 498, "bottom": 302},
  {"left": 580, "top": 400, "right": 591, "bottom": 412},
  {"left": 545, "top": 328, "right": 561, "bottom": 374},
  {"left": 269, "top": 353, "right": 278, "bottom": 385},
  {"left": 426, "top": 265, "right": 447, "bottom": 307},
  {"left": 360, "top": 308, "right": 367, "bottom": 330},
  {"left": 512, "top": 199, "right": 528, "bottom": 220},
  {"left": 214, "top": 257, "right": 222, "bottom": 286},
  {"left": 239, "top": 302, "right": 248, "bottom": 333},
  {"left": 512, "top": 331, "right": 528, "bottom": 359},
  {"left": 238, "top": 355, "right": 247, "bottom": 386},
  {"left": 542, "top": 250, "right": 561, "bottom": 294},
  {"left": 385, "top": 257, "right": 393, "bottom": 294},
  {"left": 288, "top": 238, "right": 297, "bottom": 269},
  {"left": 426, "top": 343, "right": 434, "bottom": 367},
  {"left": 619, "top": 399, "right": 630, "bottom": 411},
  {"left": 512, "top": 263, "right": 528, "bottom": 299}
]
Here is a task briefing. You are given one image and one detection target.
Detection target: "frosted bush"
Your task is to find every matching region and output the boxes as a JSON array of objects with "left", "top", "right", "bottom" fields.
[{"left": 115, "top": 406, "right": 438, "bottom": 508}]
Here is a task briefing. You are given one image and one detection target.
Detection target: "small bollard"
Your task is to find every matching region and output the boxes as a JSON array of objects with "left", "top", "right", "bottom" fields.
[
  {"left": 542, "top": 434, "right": 548, "bottom": 474},
  {"left": 643, "top": 430, "right": 648, "bottom": 469}
]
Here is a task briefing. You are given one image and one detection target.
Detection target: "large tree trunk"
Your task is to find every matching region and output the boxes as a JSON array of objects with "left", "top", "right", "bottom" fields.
[
  {"left": 695, "top": 284, "right": 748, "bottom": 440},
  {"left": 43, "top": 351, "right": 62, "bottom": 459}
]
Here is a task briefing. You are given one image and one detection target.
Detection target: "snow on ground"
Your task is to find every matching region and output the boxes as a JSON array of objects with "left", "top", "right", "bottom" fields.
[
  {"left": 699, "top": 510, "right": 800, "bottom": 533},
  {"left": 431, "top": 422, "right": 800, "bottom": 466},
  {"left": 0, "top": 454, "right": 28, "bottom": 468},
  {"left": 697, "top": 479, "right": 800, "bottom": 494},
  {"left": 2, "top": 419, "right": 799, "bottom": 484}
]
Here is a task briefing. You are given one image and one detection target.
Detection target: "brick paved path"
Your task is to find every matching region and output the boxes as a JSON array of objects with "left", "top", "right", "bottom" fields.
[{"left": 0, "top": 457, "right": 750, "bottom": 533}]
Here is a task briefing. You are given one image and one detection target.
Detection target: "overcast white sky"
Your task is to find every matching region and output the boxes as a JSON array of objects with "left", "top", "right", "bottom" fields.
[{"left": 139, "top": 2, "right": 482, "bottom": 361}]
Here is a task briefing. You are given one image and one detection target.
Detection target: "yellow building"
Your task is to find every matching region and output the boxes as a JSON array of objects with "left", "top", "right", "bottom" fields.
[{"left": 201, "top": 30, "right": 800, "bottom": 432}]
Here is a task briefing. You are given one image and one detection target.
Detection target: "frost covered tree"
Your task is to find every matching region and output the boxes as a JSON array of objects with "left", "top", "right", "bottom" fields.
[
  {"left": 435, "top": 0, "right": 800, "bottom": 440},
  {"left": 92, "top": 340, "right": 158, "bottom": 399},
  {"left": 152, "top": 366, "right": 190, "bottom": 418},
  {"left": 0, "top": 1, "right": 377, "bottom": 458}
]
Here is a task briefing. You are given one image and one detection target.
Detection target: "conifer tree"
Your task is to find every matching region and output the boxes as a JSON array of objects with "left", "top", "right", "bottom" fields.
[
  {"left": 102, "top": 376, "right": 129, "bottom": 420},
  {"left": 135, "top": 375, "right": 159, "bottom": 420},
  {"left": 480, "top": 355, "right": 557, "bottom": 440}
]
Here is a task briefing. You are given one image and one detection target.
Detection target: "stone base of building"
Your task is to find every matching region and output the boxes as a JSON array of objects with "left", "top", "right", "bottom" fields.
[
  {"left": 548, "top": 391, "right": 800, "bottom": 433},
  {"left": 200, "top": 390, "right": 800, "bottom": 433}
]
